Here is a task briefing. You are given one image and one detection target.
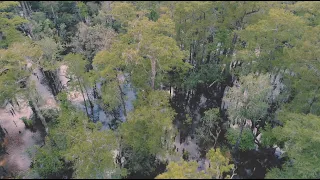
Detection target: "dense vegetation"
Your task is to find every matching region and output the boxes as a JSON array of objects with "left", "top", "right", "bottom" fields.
[{"left": 1, "top": 1, "right": 320, "bottom": 179}]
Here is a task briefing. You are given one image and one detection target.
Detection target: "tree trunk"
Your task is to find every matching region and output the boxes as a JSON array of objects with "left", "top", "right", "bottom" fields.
[
  {"left": 185, "top": 90, "right": 191, "bottom": 106},
  {"left": 116, "top": 73, "right": 127, "bottom": 118},
  {"left": 151, "top": 58, "right": 157, "bottom": 90},
  {"left": 229, "top": 32, "right": 238, "bottom": 56},
  {"left": 93, "top": 81, "right": 98, "bottom": 99},
  {"left": 189, "top": 43, "right": 192, "bottom": 64},
  {"left": 83, "top": 85, "right": 95, "bottom": 120},
  {"left": 26, "top": 1, "right": 32, "bottom": 14},
  {"left": 213, "top": 129, "right": 221, "bottom": 149},
  {"left": 13, "top": 96, "right": 20, "bottom": 108},
  {"left": 51, "top": 5, "right": 57, "bottom": 25},
  {"left": 20, "top": 1, "right": 28, "bottom": 19},
  {"left": 76, "top": 76, "right": 90, "bottom": 120}
]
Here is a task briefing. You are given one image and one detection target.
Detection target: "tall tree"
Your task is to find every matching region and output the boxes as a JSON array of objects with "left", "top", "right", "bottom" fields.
[
  {"left": 121, "top": 13, "right": 190, "bottom": 90},
  {"left": 223, "top": 73, "right": 273, "bottom": 153},
  {"left": 265, "top": 112, "right": 320, "bottom": 179},
  {"left": 0, "top": 1, "right": 28, "bottom": 48},
  {"left": 195, "top": 108, "right": 223, "bottom": 149},
  {"left": 93, "top": 41, "right": 127, "bottom": 117},
  {"left": 119, "top": 90, "right": 176, "bottom": 176},
  {"left": 70, "top": 22, "right": 116, "bottom": 65},
  {"left": 63, "top": 53, "right": 93, "bottom": 120}
]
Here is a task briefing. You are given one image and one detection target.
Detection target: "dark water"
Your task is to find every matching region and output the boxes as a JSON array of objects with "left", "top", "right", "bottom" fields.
[{"left": 1, "top": 63, "right": 283, "bottom": 179}]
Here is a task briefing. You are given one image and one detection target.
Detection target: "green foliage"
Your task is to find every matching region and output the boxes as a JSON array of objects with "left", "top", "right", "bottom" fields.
[
  {"left": 155, "top": 160, "right": 209, "bottom": 179},
  {"left": 0, "top": 1, "right": 28, "bottom": 48},
  {"left": 120, "top": 13, "right": 190, "bottom": 90},
  {"left": 156, "top": 148, "right": 234, "bottom": 179},
  {"left": 265, "top": 112, "right": 320, "bottom": 179},
  {"left": 30, "top": 92, "right": 124, "bottom": 179},
  {"left": 92, "top": 41, "right": 127, "bottom": 111},
  {"left": 195, "top": 108, "right": 222, "bottom": 149},
  {"left": 147, "top": 9, "right": 160, "bottom": 22},
  {"left": 2, "top": 1, "right": 319, "bottom": 179},
  {"left": 121, "top": 90, "right": 175, "bottom": 154},
  {"left": 224, "top": 73, "right": 273, "bottom": 125},
  {"left": 20, "top": 117, "right": 34, "bottom": 129},
  {"left": 260, "top": 123, "right": 278, "bottom": 148},
  {"left": 63, "top": 53, "right": 88, "bottom": 78},
  {"left": 36, "top": 37, "right": 62, "bottom": 70},
  {"left": 119, "top": 90, "right": 176, "bottom": 175},
  {"left": 71, "top": 22, "right": 116, "bottom": 61},
  {"left": 76, "top": 2, "right": 88, "bottom": 19},
  {"left": 184, "top": 63, "right": 226, "bottom": 89},
  {"left": 111, "top": 2, "right": 137, "bottom": 29},
  {"left": 226, "top": 128, "right": 255, "bottom": 151},
  {"left": 32, "top": 138, "right": 65, "bottom": 178},
  {"left": 0, "top": 41, "right": 39, "bottom": 105},
  {"left": 206, "top": 148, "right": 234, "bottom": 179}
]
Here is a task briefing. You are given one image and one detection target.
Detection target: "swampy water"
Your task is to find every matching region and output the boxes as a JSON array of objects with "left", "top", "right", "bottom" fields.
[{"left": 0, "top": 65, "right": 281, "bottom": 179}]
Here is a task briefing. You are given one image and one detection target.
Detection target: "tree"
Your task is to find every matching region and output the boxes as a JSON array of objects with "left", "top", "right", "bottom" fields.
[
  {"left": 36, "top": 36, "right": 63, "bottom": 96},
  {"left": 0, "top": 41, "right": 50, "bottom": 133},
  {"left": 155, "top": 160, "right": 208, "bottom": 179},
  {"left": 206, "top": 148, "right": 234, "bottom": 179},
  {"left": 265, "top": 112, "right": 320, "bottom": 179},
  {"left": 155, "top": 148, "right": 234, "bottom": 179},
  {"left": 223, "top": 73, "right": 272, "bottom": 153},
  {"left": 0, "top": 1, "right": 28, "bottom": 48},
  {"left": 63, "top": 53, "right": 93, "bottom": 120},
  {"left": 121, "top": 13, "right": 189, "bottom": 90},
  {"left": 93, "top": 41, "right": 127, "bottom": 116},
  {"left": 226, "top": 127, "right": 255, "bottom": 151},
  {"left": 110, "top": 2, "right": 137, "bottom": 30},
  {"left": 31, "top": 137, "right": 65, "bottom": 178},
  {"left": 223, "top": 73, "right": 272, "bottom": 126},
  {"left": 119, "top": 90, "right": 176, "bottom": 176},
  {"left": 31, "top": 93, "right": 125, "bottom": 179},
  {"left": 70, "top": 22, "right": 117, "bottom": 64},
  {"left": 236, "top": 7, "right": 306, "bottom": 72},
  {"left": 195, "top": 108, "right": 223, "bottom": 149}
]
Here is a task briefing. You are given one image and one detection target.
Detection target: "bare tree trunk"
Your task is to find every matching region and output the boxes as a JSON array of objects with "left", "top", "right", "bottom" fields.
[
  {"left": 14, "top": 96, "right": 20, "bottom": 108},
  {"left": 185, "top": 90, "right": 191, "bottom": 106},
  {"left": 76, "top": 77, "right": 90, "bottom": 120},
  {"left": 20, "top": 1, "right": 28, "bottom": 19},
  {"left": 116, "top": 73, "right": 127, "bottom": 118},
  {"left": 26, "top": 1, "right": 32, "bottom": 14},
  {"left": 213, "top": 129, "right": 221, "bottom": 149},
  {"left": 83, "top": 85, "right": 95, "bottom": 120}
]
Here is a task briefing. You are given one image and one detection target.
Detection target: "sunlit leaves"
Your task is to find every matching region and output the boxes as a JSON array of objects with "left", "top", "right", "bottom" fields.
[{"left": 266, "top": 112, "right": 320, "bottom": 178}]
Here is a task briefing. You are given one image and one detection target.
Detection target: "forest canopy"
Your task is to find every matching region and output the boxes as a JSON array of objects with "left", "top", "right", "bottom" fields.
[{"left": 0, "top": 1, "right": 319, "bottom": 179}]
